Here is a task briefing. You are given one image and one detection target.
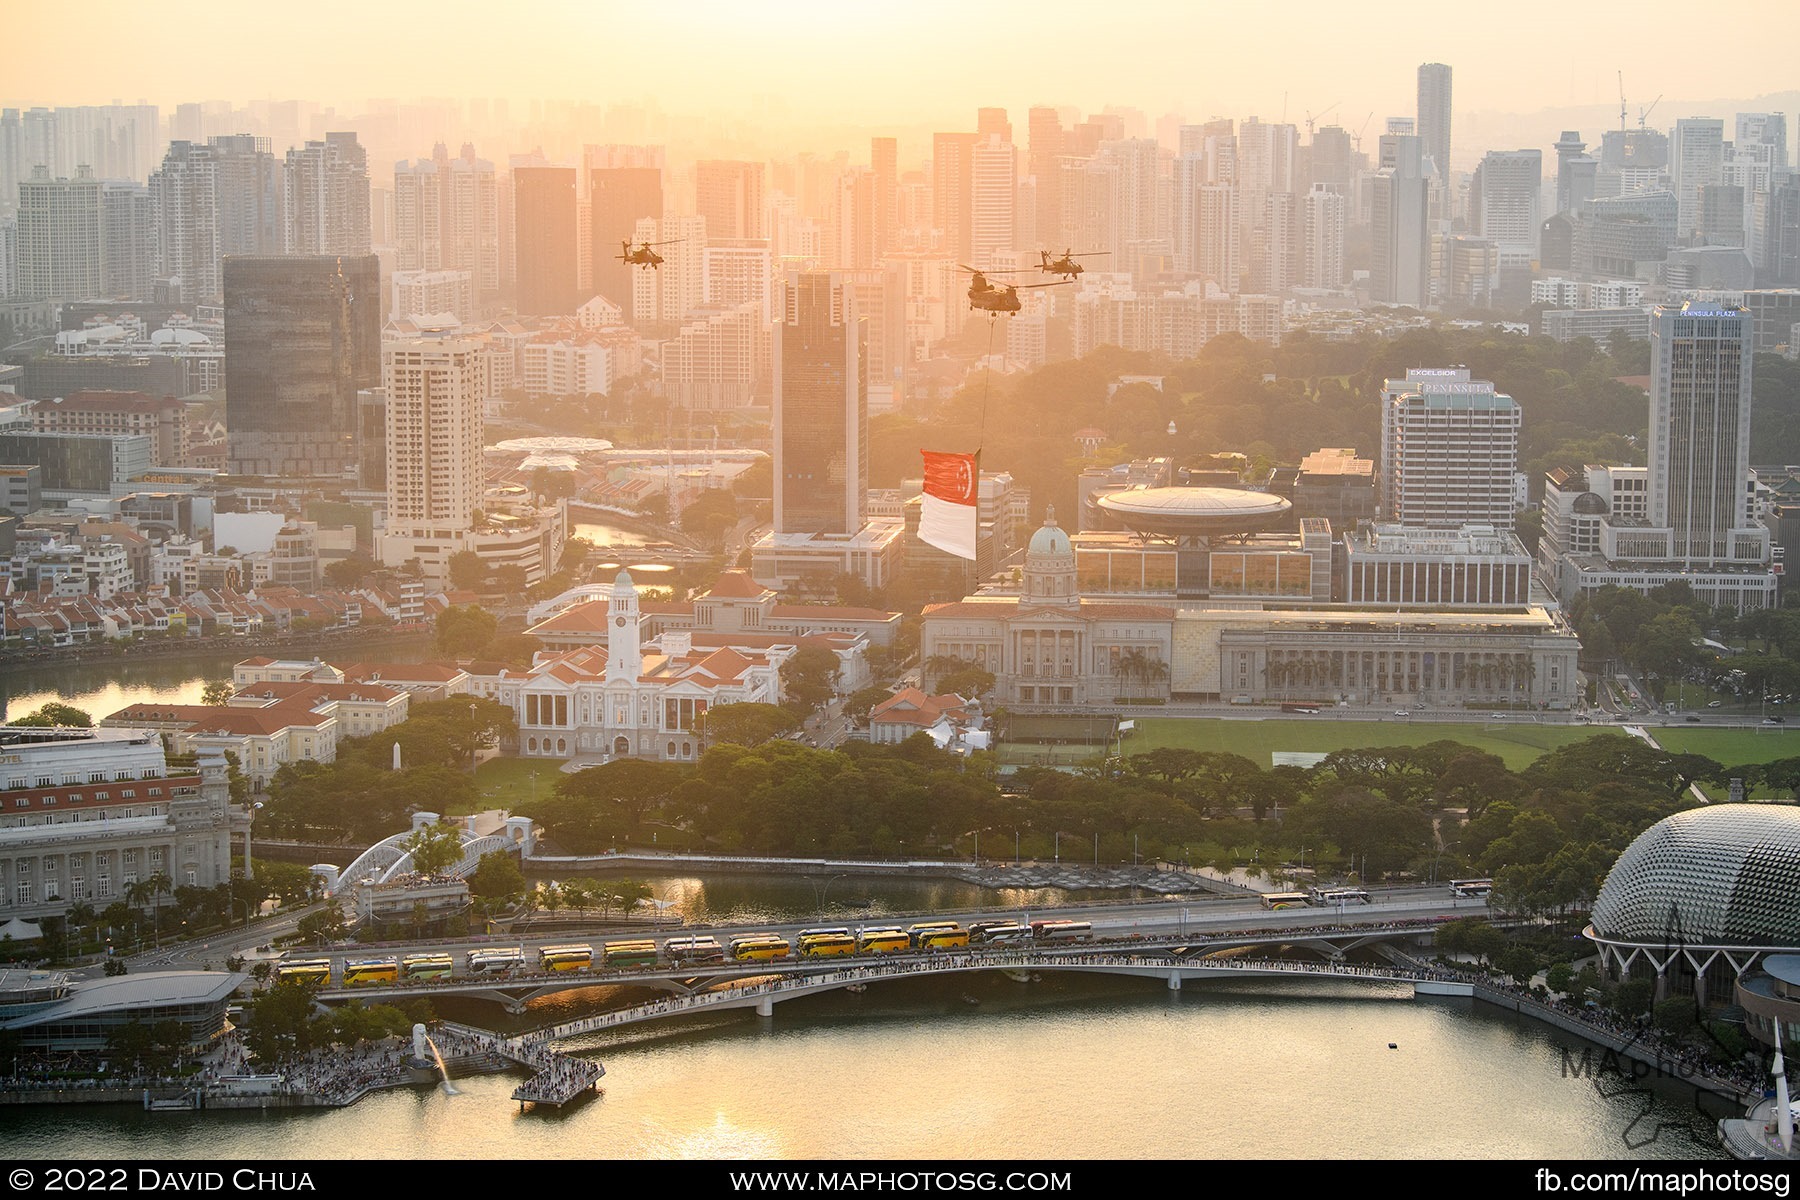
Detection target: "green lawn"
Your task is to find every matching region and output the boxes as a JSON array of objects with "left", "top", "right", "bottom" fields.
[
  {"left": 467, "top": 756, "right": 568, "bottom": 815},
  {"left": 1120, "top": 717, "right": 1597, "bottom": 771},
  {"left": 1650, "top": 727, "right": 1800, "bottom": 770}
]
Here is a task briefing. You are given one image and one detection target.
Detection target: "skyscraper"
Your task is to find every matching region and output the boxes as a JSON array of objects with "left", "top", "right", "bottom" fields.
[
  {"left": 695, "top": 160, "right": 766, "bottom": 240},
  {"left": 396, "top": 143, "right": 501, "bottom": 312},
  {"left": 1554, "top": 131, "right": 1598, "bottom": 216},
  {"left": 1671, "top": 118, "right": 1726, "bottom": 243},
  {"left": 870, "top": 136, "right": 897, "bottom": 255},
  {"left": 16, "top": 164, "right": 102, "bottom": 301},
  {"left": 932, "top": 132, "right": 977, "bottom": 265},
  {"left": 283, "top": 132, "right": 370, "bottom": 255},
  {"left": 1370, "top": 135, "right": 1430, "bottom": 307},
  {"left": 511, "top": 160, "right": 577, "bottom": 316},
  {"left": 1301, "top": 183, "right": 1346, "bottom": 289},
  {"left": 149, "top": 140, "right": 222, "bottom": 302},
  {"left": 99, "top": 180, "right": 155, "bottom": 301},
  {"left": 224, "top": 254, "right": 379, "bottom": 478},
  {"left": 969, "top": 134, "right": 1016, "bottom": 267},
  {"left": 589, "top": 165, "right": 662, "bottom": 310},
  {"left": 1471, "top": 149, "right": 1543, "bottom": 259},
  {"left": 382, "top": 334, "right": 484, "bottom": 529},
  {"left": 774, "top": 271, "right": 866, "bottom": 535},
  {"left": 1416, "top": 63, "right": 1452, "bottom": 179},
  {"left": 1648, "top": 303, "right": 1755, "bottom": 562}
]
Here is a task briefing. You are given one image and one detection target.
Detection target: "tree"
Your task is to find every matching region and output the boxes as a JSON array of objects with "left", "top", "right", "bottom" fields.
[
  {"left": 323, "top": 555, "right": 378, "bottom": 590},
  {"left": 254, "top": 861, "right": 324, "bottom": 908},
  {"left": 521, "top": 759, "right": 685, "bottom": 852},
  {"left": 490, "top": 564, "right": 530, "bottom": 594},
  {"left": 435, "top": 605, "right": 498, "bottom": 657},
  {"left": 680, "top": 489, "right": 740, "bottom": 550},
  {"left": 936, "top": 666, "right": 997, "bottom": 702},
  {"left": 401, "top": 821, "right": 465, "bottom": 877},
  {"left": 7, "top": 702, "right": 93, "bottom": 728},
  {"left": 468, "top": 850, "right": 526, "bottom": 904},
  {"left": 200, "top": 679, "right": 234, "bottom": 706},
  {"left": 128, "top": 873, "right": 173, "bottom": 943},
  {"left": 477, "top": 633, "right": 544, "bottom": 670},
  {"left": 447, "top": 551, "right": 487, "bottom": 592},
  {"left": 696, "top": 702, "right": 800, "bottom": 747},
  {"left": 780, "top": 645, "right": 841, "bottom": 714},
  {"left": 295, "top": 906, "right": 348, "bottom": 945}
]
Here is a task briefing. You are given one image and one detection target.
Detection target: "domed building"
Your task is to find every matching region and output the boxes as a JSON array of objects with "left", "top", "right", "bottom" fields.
[
  {"left": 920, "top": 507, "right": 1176, "bottom": 708},
  {"left": 1586, "top": 803, "right": 1800, "bottom": 1030}
]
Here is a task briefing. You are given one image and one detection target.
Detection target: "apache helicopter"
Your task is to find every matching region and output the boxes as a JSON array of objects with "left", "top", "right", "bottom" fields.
[
  {"left": 617, "top": 239, "right": 684, "bottom": 269},
  {"left": 1038, "top": 248, "right": 1107, "bottom": 280},
  {"left": 960, "top": 266, "right": 1069, "bottom": 314}
]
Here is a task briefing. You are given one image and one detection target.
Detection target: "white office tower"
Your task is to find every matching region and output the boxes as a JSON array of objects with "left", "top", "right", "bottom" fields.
[
  {"left": 1380, "top": 367, "right": 1521, "bottom": 528},
  {"left": 628, "top": 214, "right": 706, "bottom": 325},
  {"left": 1648, "top": 304, "right": 1760, "bottom": 564},
  {"left": 16, "top": 164, "right": 102, "bottom": 301},
  {"left": 1671, "top": 119, "right": 1726, "bottom": 243},
  {"left": 1097, "top": 137, "right": 1162, "bottom": 251},
  {"left": 1416, "top": 63, "right": 1452, "bottom": 182},
  {"left": 1370, "top": 135, "right": 1430, "bottom": 307},
  {"left": 1471, "top": 149, "right": 1543, "bottom": 260},
  {"left": 969, "top": 134, "right": 1017, "bottom": 269},
  {"left": 1301, "top": 184, "right": 1346, "bottom": 289}
]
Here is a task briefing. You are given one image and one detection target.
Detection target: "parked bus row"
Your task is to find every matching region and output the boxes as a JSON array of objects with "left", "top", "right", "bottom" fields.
[{"left": 273, "top": 920, "right": 1099, "bottom": 986}]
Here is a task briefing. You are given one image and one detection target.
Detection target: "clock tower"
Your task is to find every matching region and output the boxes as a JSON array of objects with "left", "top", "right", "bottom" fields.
[{"left": 604, "top": 569, "right": 640, "bottom": 682}]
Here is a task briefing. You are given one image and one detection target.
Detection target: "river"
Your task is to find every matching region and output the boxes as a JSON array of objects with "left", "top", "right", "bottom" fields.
[{"left": 1, "top": 977, "right": 1730, "bottom": 1159}]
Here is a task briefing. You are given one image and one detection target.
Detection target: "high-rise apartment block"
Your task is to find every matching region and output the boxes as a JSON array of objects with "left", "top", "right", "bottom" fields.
[
  {"left": 16, "top": 165, "right": 102, "bottom": 301},
  {"left": 282, "top": 133, "right": 370, "bottom": 256},
  {"left": 1371, "top": 135, "right": 1430, "bottom": 307},
  {"left": 1380, "top": 367, "right": 1521, "bottom": 528},
  {"left": 395, "top": 143, "right": 500, "bottom": 313}
]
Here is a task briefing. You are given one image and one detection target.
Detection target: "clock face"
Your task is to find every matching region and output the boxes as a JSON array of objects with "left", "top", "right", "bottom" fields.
[{"left": 615, "top": 616, "right": 628, "bottom": 628}]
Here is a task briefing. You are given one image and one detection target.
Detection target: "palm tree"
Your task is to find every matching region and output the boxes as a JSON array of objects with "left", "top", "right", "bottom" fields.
[
  {"left": 66, "top": 901, "right": 96, "bottom": 953},
  {"left": 127, "top": 873, "right": 173, "bottom": 947}
]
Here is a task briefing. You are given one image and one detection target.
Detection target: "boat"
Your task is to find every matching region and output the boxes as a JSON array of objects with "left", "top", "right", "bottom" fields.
[
  {"left": 1003, "top": 969, "right": 1032, "bottom": 983},
  {"left": 143, "top": 1092, "right": 198, "bottom": 1111},
  {"left": 961, "top": 993, "right": 981, "bottom": 1006},
  {"left": 844, "top": 982, "right": 866, "bottom": 994}
]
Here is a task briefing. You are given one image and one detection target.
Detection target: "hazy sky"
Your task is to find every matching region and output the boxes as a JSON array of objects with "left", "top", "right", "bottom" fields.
[{"left": 10, "top": 0, "right": 1799, "bottom": 130}]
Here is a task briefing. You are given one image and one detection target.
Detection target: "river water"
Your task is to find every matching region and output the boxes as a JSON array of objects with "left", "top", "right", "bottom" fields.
[{"left": 2, "top": 976, "right": 1730, "bottom": 1159}]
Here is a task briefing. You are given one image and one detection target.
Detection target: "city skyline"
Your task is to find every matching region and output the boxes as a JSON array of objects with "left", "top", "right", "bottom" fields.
[{"left": 8, "top": 0, "right": 1800, "bottom": 160}]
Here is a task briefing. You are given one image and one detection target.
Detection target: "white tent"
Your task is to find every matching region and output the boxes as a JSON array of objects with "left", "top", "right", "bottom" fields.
[{"left": 0, "top": 917, "right": 43, "bottom": 942}]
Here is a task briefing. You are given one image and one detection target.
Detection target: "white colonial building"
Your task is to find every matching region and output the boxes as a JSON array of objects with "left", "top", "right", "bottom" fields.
[
  {"left": 470, "top": 571, "right": 791, "bottom": 765},
  {"left": 921, "top": 509, "right": 1178, "bottom": 709}
]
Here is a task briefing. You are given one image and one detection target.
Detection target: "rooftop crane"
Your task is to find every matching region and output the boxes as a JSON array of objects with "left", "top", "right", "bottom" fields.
[{"left": 1305, "top": 102, "right": 1341, "bottom": 139}]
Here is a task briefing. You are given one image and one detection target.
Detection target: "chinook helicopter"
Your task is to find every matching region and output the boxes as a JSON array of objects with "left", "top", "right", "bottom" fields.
[
  {"left": 1037, "top": 248, "right": 1107, "bottom": 280},
  {"left": 960, "top": 266, "right": 1069, "bottom": 314},
  {"left": 617, "top": 239, "right": 684, "bottom": 269}
]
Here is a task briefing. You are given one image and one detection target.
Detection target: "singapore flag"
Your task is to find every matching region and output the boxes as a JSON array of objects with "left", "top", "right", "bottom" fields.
[{"left": 919, "top": 450, "right": 979, "bottom": 561}]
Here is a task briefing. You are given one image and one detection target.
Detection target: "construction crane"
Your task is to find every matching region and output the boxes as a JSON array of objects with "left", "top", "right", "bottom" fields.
[
  {"left": 1618, "top": 71, "right": 1628, "bottom": 135},
  {"left": 1305, "top": 102, "right": 1341, "bottom": 139},
  {"left": 1638, "top": 95, "right": 1663, "bottom": 130},
  {"left": 1352, "top": 112, "right": 1374, "bottom": 156}
]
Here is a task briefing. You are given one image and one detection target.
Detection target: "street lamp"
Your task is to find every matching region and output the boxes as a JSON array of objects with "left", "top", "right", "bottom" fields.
[
  {"left": 812, "top": 873, "right": 848, "bottom": 921},
  {"left": 1054, "top": 831, "right": 1060, "bottom": 864}
]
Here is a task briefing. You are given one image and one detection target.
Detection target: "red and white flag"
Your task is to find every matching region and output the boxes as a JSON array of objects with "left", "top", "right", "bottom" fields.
[{"left": 919, "top": 450, "right": 979, "bottom": 561}]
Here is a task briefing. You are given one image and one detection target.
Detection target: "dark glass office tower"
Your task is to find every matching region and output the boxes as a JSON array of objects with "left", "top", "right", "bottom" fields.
[
  {"left": 774, "top": 272, "right": 866, "bottom": 535},
  {"left": 223, "top": 254, "right": 379, "bottom": 478}
]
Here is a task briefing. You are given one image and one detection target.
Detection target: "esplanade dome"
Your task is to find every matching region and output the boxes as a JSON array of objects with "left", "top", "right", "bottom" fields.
[{"left": 1588, "top": 803, "right": 1800, "bottom": 948}]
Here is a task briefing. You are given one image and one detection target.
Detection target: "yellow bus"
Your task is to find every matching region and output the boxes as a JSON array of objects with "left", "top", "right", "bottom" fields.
[
  {"left": 274, "top": 958, "right": 332, "bottom": 986},
  {"left": 1260, "top": 892, "right": 1312, "bottom": 910},
  {"left": 907, "top": 921, "right": 960, "bottom": 948},
  {"left": 400, "top": 953, "right": 454, "bottom": 980},
  {"left": 342, "top": 958, "right": 399, "bottom": 986},
  {"left": 798, "top": 933, "right": 858, "bottom": 958},
  {"left": 538, "top": 944, "right": 593, "bottom": 972},
  {"left": 858, "top": 928, "right": 911, "bottom": 955},
  {"left": 729, "top": 935, "right": 791, "bottom": 962},
  {"left": 918, "top": 927, "right": 970, "bottom": 951}
]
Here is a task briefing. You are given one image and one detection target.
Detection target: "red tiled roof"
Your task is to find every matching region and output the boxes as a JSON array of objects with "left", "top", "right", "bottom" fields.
[
  {"left": 770, "top": 603, "right": 896, "bottom": 621},
  {"left": 704, "top": 571, "right": 770, "bottom": 599}
]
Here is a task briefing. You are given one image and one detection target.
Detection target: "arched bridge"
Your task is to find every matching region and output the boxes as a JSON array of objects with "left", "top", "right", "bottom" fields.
[{"left": 310, "top": 920, "right": 1485, "bottom": 1014}]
